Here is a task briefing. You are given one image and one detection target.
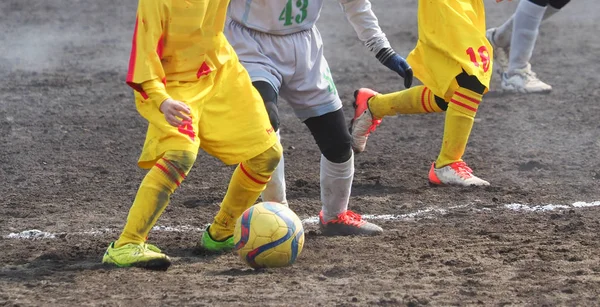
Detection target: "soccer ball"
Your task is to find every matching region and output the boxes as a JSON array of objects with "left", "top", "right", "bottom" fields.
[{"left": 233, "top": 202, "right": 305, "bottom": 268}]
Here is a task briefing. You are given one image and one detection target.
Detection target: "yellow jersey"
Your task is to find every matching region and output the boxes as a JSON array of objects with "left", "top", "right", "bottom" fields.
[{"left": 126, "top": 0, "right": 234, "bottom": 100}]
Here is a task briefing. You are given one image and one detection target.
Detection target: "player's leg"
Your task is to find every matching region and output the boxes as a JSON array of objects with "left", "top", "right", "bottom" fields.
[
  {"left": 253, "top": 80, "right": 287, "bottom": 206},
  {"left": 203, "top": 141, "right": 282, "bottom": 249},
  {"left": 428, "top": 72, "right": 489, "bottom": 186},
  {"left": 103, "top": 151, "right": 196, "bottom": 269},
  {"left": 488, "top": 0, "right": 569, "bottom": 50},
  {"left": 283, "top": 27, "right": 382, "bottom": 235},
  {"left": 500, "top": 0, "right": 552, "bottom": 93},
  {"left": 103, "top": 83, "right": 205, "bottom": 270},
  {"left": 197, "top": 59, "right": 281, "bottom": 251},
  {"left": 303, "top": 110, "right": 383, "bottom": 236},
  {"left": 488, "top": 0, "right": 570, "bottom": 93},
  {"left": 350, "top": 85, "right": 445, "bottom": 153},
  {"left": 225, "top": 20, "right": 288, "bottom": 206}
]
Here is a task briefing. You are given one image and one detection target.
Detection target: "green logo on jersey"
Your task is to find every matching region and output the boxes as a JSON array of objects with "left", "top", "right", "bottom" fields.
[
  {"left": 279, "top": 0, "right": 309, "bottom": 26},
  {"left": 323, "top": 68, "right": 337, "bottom": 95}
]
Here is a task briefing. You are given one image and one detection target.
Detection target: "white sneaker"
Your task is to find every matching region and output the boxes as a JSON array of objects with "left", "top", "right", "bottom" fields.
[
  {"left": 428, "top": 162, "right": 489, "bottom": 187},
  {"left": 349, "top": 88, "right": 381, "bottom": 154},
  {"left": 486, "top": 28, "right": 509, "bottom": 75},
  {"left": 501, "top": 64, "right": 552, "bottom": 94}
]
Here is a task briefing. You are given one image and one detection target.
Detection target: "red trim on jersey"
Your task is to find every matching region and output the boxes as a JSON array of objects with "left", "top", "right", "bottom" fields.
[
  {"left": 125, "top": 16, "right": 149, "bottom": 99},
  {"left": 454, "top": 92, "right": 480, "bottom": 105},
  {"left": 156, "top": 34, "right": 164, "bottom": 59},
  {"left": 126, "top": 17, "right": 140, "bottom": 87},
  {"left": 155, "top": 163, "right": 181, "bottom": 187},
  {"left": 239, "top": 163, "right": 268, "bottom": 185},
  {"left": 450, "top": 99, "right": 477, "bottom": 112}
]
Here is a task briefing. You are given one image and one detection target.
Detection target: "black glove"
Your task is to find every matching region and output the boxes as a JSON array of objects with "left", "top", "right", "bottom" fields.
[{"left": 376, "top": 48, "right": 413, "bottom": 88}]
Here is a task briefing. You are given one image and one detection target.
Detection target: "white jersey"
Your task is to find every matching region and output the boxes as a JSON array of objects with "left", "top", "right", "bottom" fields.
[{"left": 228, "top": 0, "right": 391, "bottom": 54}]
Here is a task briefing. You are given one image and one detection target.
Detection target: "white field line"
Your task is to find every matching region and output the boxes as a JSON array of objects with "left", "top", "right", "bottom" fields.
[{"left": 4, "top": 201, "right": 600, "bottom": 240}]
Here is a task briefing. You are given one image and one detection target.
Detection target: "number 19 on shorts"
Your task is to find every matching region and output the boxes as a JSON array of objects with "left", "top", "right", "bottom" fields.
[{"left": 466, "top": 46, "right": 491, "bottom": 73}]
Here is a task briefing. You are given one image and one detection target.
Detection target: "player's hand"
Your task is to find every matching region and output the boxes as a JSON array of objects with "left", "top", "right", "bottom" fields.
[
  {"left": 159, "top": 98, "right": 191, "bottom": 127},
  {"left": 376, "top": 48, "right": 413, "bottom": 88}
]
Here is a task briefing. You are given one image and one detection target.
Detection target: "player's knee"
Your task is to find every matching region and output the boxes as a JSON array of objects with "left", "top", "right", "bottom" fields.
[
  {"left": 548, "top": 0, "right": 569, "bottom": 9},
  {"left": 264, "top": 100, "right": 280, "bottom": 131},
  {"left": 434, "top": 96, "right": 448, "bottom": 111},
  {"left": 253, "top": 81, "right": 280, "bottom": 131},
  {"left": 162, "top": 150, "right": 196, "bottom": 176},
  {"left": 455, "top": 71, "right": 486, "bottom": 95},
  {"left": 244, "top": 142, "right": 283, "bottom": 178},
  {"left": 319, "top": 132, "right": 352, "bottom": 164}
]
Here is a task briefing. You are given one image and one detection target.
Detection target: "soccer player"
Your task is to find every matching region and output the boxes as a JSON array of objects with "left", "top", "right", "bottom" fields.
[
  {"left": 351, "top": 0, "right": 510, "bottom": 186},
  {"left": 487, "top": 0, "right": 570, "bottom": 93},
  {"left": 101, "top": 0, "right": 282, "bottom": 270},
  {"left": 225, "top": 0, "right": 413, "bottom": 235}
]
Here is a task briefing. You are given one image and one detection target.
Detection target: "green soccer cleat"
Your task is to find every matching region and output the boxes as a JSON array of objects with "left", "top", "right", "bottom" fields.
[
  {"left": 102, "top": 242, "right": 171, "bottom": 270},
  {"left": 199, "top": 225, "right": 234, "bottom": 253},
  {"left": 145, "top": 243, "right": 161, "bottom": 253}
]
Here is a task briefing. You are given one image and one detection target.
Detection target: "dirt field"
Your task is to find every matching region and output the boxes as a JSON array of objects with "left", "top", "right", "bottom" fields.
[{"left": 2, "top": 0, "right": 600, "bottom": 306}]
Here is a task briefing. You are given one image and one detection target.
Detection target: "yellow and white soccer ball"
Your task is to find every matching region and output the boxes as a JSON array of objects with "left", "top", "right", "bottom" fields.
[{"left": 233, "top": 202, "right": 305, "bottom": 268}]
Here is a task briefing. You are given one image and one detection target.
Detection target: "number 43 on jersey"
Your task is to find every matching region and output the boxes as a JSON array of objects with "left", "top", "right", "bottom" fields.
[{"left": 279, "top": 0, "right": 309, "bottom": 26}]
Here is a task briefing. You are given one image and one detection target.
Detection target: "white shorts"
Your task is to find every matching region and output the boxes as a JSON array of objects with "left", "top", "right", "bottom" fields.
[{"left": 225, "top": 19, "right": 342, "bottom": 121}]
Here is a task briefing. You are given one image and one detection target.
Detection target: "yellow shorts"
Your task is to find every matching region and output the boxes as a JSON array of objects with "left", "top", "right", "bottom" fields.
[
  {"left": 407, "top": 0, "right": 493, "bottom": 101},
  {"left": 134, "top": 58, "right": 277, "bottom": 169}
]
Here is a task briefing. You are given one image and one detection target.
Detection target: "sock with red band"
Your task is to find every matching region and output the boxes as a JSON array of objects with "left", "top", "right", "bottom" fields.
[
  {"left": 369, "top": 85, "right": 444, "bottom": 118},
  {"left": 115, "top": 151, "right": 195, "bottom": 248},
  {"left": 209, "top": 144, "right": 281, "bottom": 241},
  {"left": 436, "top": 88, "right": 482, "bottom": 168}
]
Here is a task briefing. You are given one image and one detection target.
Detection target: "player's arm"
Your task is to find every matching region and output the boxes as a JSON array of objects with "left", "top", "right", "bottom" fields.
[
  {"left": 338, "top": 0, "right": 413, "bottom": 88},
  {"left": 126, "top": 0, "right": 169, "bottom": 106},
  {"left": 126, "top": 0, "right": 190, "bottom": 126}
]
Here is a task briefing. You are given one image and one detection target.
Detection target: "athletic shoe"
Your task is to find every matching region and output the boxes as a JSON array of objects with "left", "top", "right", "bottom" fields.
[
  {"left": 145, "top": 243, "right": 161, "bottom": 253},
  {"left": 428, "top": 161, "right": 490, "bottom": 186},
  {"left": 486, "top": 28, "right": 509, "bottom": 75},
  {"left": 350, "top": 88, "right": 381, "bottom": 153},
  {"left": 319, "top": 210, "right": 383, "bottom": 236},
  {"left": 199, "top": 225, "right": 234, "bottom": 253},
  {"left": 102, "top": 242, "right": 171, "bottom": 270},
  {"left": 501, "top": 64, "right": 552, "bottom": 94}
]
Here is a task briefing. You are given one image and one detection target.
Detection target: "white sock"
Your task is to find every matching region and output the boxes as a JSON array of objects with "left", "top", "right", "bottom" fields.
[
  {"left": 493, "top": 2, "right": 559, "bottom": 49},
  {"left": 261, "top": 130, "right": 287, "bottom": 206},
  {"left": 320, "top": 152, "right": 354, "bottom": 222},
  {"left": 494, "top": 15, "right": 514, "bottom": 48},
  {"left": 508, "top": 0, "right": 546, "bottom": 72}
]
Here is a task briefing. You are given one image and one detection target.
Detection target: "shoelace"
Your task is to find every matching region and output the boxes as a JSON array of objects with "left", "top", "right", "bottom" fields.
[
  {"left": 335, "top": 210, "right": 365, "bottom": 227},
  {"left": 523, "top": 69, "right": 539, "bottom": 80},
  {"left": 450, "top": 161, "right": 474, "bottom": 180},
  {"left": 367, "top": 118, "right": 382, "bottom": 134}
]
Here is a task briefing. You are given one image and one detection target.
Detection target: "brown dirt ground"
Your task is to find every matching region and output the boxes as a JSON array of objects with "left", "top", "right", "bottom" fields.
[{"left": 1, "top": 0, "right": 600, "bottom": 306}]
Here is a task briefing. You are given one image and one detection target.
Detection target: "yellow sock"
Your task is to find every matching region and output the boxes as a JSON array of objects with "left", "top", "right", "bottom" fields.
[
  {"left": 209, "top": 143, "right": 282, "bottom": 241},
  {"left": 369, "top": 86, "right": 443, "bottom": 118},
  {"left": 115, "top": 151, "right": 194, "bottom": 248},
  {"left": 436, "top": 88, "right": 482, "bottom": 168}
]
